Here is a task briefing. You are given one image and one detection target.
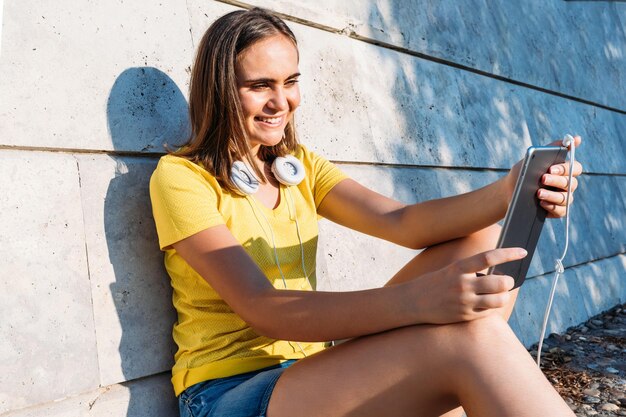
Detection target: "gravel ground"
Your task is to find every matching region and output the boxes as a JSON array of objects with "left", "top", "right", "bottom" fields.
[{"left": 528, "top": 303, "right": 626, "bottom": 416}]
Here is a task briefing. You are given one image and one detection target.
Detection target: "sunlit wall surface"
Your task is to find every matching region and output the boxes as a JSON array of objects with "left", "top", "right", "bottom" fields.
[{"left": 0, "top": 1, "right": 624, "bottom": 415}]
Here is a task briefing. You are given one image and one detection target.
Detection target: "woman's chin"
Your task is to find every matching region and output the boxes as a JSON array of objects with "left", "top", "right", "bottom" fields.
[{"left": 249, "top": 133, "right": 285, "bottom": 148}]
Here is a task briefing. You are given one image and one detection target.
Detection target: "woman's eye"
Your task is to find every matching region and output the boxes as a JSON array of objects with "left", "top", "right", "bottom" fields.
[
  {"left": 286, "top": 79, "right": 299, "bottom": 86},
  {"left": 251, "top": 83, "right": 269, "bottom": 90}
]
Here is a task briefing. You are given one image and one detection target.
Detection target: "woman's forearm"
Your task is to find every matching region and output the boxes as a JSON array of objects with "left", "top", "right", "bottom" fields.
[
  {"left": 245, "top": 283, "right": 419, "bottom": 342},
  {"left": 396, "top": 175, "right": 512, "bottom": 249}
]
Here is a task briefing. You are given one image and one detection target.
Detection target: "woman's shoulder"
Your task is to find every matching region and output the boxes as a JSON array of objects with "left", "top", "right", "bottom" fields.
[
  {"left": 151, "top": 154, "right": 221, "bottom": 193},
  {"left": 154, "top": 154, "right": 212, "bottom": 178}
]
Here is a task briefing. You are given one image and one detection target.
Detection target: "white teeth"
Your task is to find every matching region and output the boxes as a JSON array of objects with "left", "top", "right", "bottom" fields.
[{"left": 257, "top": 116, "right": 282, "bottom": 124}]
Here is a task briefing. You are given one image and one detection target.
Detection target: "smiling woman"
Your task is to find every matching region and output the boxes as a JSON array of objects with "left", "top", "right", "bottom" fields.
[
  {"left": 235, "top": 35, "right": 301, "bottom": 150},
  {"left": 149, "top": 6, "right": 582, "bottom": 417}
]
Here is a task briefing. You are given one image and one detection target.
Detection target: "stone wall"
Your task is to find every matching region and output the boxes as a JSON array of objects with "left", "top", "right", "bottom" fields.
[{"left": 1, "top": 1, "right": 624, "bottom": 415}]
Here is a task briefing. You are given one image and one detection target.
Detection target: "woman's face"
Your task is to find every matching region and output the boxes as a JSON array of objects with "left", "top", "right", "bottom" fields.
[{"left": 235, "top": 34, "right": 300, "bottom": 152}]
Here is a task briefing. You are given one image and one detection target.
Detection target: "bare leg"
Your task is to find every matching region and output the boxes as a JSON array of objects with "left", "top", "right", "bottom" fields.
[
  {"left": 386, "top": 224, "right": 518, "bottom": 417},
  {"left": 267, "top": 314, "right": 573, "bottom": 417},
  {"left": 267, "top": 225, "right": 570, "bottom": 417}
]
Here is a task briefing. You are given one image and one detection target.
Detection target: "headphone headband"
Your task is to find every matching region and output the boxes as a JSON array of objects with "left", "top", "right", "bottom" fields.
[{"left": 230, "top": 156, "right": 305, "bottom": 195}]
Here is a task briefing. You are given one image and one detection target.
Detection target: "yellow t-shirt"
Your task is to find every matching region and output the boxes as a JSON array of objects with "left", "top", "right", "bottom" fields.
[{"left": 149, "top": 144, "right": 348, "bottom": 396}]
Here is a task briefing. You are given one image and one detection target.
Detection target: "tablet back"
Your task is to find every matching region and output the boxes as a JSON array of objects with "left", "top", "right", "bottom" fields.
[{"left": 492, "top": 146, "right": 568, "bottom": 288}]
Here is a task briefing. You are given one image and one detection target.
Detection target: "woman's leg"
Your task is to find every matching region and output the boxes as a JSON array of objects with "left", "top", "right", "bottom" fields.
[
  {"left": 385, "top": 224, "right": 517, "bottom": 417},
  {"left": 266, "top": 225, "right": 573, "bottom": 417},
  {"left": 267, "top": 314, "right": 573, "bottom": 417}
]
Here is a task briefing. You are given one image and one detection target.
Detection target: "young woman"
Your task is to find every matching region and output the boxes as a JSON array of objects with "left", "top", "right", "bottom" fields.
[{"left": 150, "top": 7, "right": 582, "bottom": 417}]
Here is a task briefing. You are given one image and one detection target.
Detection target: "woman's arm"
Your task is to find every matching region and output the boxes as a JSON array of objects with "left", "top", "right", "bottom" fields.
[
  {"left": 173, "top": 224, "right": 525, "bottom": 342},
  {"left": 318, "top": 176, "right": 510, "bottom": 250},
  {"left": 318, "top": 137, "right": 583, "bottom": 250}
]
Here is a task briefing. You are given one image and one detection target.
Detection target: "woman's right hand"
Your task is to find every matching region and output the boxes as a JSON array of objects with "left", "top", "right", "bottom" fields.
[{"left": 409, "top": 247, "right": 528, "bottom": 324}]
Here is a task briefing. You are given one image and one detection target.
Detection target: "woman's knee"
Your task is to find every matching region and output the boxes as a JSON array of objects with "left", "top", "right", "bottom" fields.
[
  {"left": 393, "top": 314, "right": 512, "bottom": 365},
  {"left": 467, "top": 223, "right": 501, "bottom": 253}
]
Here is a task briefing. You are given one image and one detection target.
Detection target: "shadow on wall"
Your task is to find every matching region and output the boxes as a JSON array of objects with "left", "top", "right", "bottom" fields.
[
  {"left": 353, "top": 1, "right": 624, "bottom": 322},
  {"left": 106, "top": 67, "right": 189, "bottom": 416}
]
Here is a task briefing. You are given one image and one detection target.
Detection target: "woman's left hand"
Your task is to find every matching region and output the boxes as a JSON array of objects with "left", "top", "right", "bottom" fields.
[{"left": 507, "top": 136, "right": 583, "bottom": 219}]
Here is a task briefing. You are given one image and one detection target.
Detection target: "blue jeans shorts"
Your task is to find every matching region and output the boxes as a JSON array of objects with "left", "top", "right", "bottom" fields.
[{"left": 179, "top": 360, "right": 297, "bottom": 417}]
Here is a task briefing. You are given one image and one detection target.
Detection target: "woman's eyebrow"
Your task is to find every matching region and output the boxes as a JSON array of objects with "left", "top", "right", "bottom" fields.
[{"left": 244, "top": 72, "right": 301, "bottom": 84}]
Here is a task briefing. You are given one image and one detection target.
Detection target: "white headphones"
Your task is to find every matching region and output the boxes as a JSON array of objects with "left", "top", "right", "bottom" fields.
[{"left": 230, "top": 155, "right": 305, "bottom": 195}]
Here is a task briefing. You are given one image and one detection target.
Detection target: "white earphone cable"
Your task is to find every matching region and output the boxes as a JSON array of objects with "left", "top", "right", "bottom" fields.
[
  {"left": 536, "top": 135, "right": 575, "bottom": 366},
  {"left": 286, "top": 187, "right": 310, "bottom": 286},
  {"left": 246, "top": 189, "right": 311, "bottom": 357},
  {"left": 247, "top": 195, "right": 289, "bottom": 289}
]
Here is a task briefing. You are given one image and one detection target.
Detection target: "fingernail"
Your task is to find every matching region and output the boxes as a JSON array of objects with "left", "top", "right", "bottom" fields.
[
  {"left": 519, "top": 249, "right": 528, "bottom": 257},
  {"left": 538, "top": 190, "right": 545, "bottom": 198},
  {"left": 549, "top": 166, "right": 562, "bottom": 175}
]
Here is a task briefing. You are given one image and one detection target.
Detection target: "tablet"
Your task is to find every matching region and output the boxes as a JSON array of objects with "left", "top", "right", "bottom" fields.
[{"left": 488, "top": 146, "right": 568, "bottom": 288}]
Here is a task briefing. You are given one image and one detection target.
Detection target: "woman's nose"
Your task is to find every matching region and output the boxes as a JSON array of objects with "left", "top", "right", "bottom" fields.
[{"left": 267, "top": 88, "right": 289, "bottom": 111}]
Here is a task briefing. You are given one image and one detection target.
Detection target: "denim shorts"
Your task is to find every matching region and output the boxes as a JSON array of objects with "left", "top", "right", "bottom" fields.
[{"left": 179, "top": 360, "right": 297, "bottom": 417}]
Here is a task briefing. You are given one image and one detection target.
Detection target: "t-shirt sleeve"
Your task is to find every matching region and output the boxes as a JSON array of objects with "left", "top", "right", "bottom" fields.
[
  {"left": 303, "top": 146, "right": 349, "bottom": 208},
  {"left": 149, "top": 157, "right": 225, "bottom": 250}
]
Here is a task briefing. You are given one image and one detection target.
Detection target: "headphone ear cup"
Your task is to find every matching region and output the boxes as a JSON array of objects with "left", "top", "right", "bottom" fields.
[
  {"left": 271, "top": 155, "right": 305, "bottom": 186},
  {"left": 231, "top": 161, "right": 259, "bottom": 195}
]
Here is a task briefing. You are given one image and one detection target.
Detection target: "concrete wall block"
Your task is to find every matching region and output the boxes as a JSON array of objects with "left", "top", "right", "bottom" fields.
[
  {"left": 512, "top": 269, "right": 589, "bottom": 348},
  {"left": 0, "top": 150, "right": 99, "bottom": 413},
  {"left": 245, "top": 0, "right": 626, "bottom": 110},
  {"left": 527, "top": 175, "right": 626, "bottom": 278},
  {"left": 187, "top": 1, "right": 240, "bottom": 42},
  {"left": 0, "top": 0, "right": 193, "bottom": 152},
  {"left": 513, "top": 253, "right": 626, "bottom": 347},
  {"left": 75, "top": 155, "right": 176, "bottom": 386},
  {"left": 575, "top": 254, "right": 626, "bottom": 318},
  {"left": 1, "top": 373, "right": 177, "bottom": 417}
]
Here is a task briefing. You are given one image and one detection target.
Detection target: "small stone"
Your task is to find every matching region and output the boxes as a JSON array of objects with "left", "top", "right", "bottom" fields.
[
  {"left": 608, "top": 344, "right": 620, "bottom": 351},
  {"left": 619, "top": 397, "right": 626, "bottom": 406},
  {"left": 579, "top": 336, "right": 588, "bottom": 341},
  {"left": 591, "top": 319, "right": 604, "bottom": 326},
  {"left": 600, "top": 403, "right": 620, "bottom": 411},
  {"left": 583, "top": 388, "right": 601, "bottom": 397},
  {"left": 565, "top": 334, "right": 572, "bottom": 340},
  {"left": 590, "top": 383, "right": 600, "bottom": 390},
  {"left": 587, "top": 363, "right": 599, "bottom": 370},
  {"left": 581, "top": 326, "right": 589, "bottom": 333},
  {"left": 583, "top": 395, "right": 601, "bottom": 404},
  {"left": 606, "top": 367, "right": 620, "bottom": 374},
  {"left": 618, "top": 410, "right": 626, "bottom": 416},
  {"left": 549, "top": 347, "right": 560, "bottom": 353}
]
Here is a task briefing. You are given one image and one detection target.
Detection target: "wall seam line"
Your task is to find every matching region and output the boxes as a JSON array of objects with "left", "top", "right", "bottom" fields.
[
  {"left": 185, "top": 0, "right": 195, "bottom": 50},
  {"left": 1, "top": 146, "right": 626, "bottom": 177},
  {"left": 528, "top": 250, "right": 626, "bottom": 280},
  {"left": 215, "top": 0, "right": 626, "bottom": 115},
  {"left": 74, "top": 155, "right": 104, "bottom": 390}
]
